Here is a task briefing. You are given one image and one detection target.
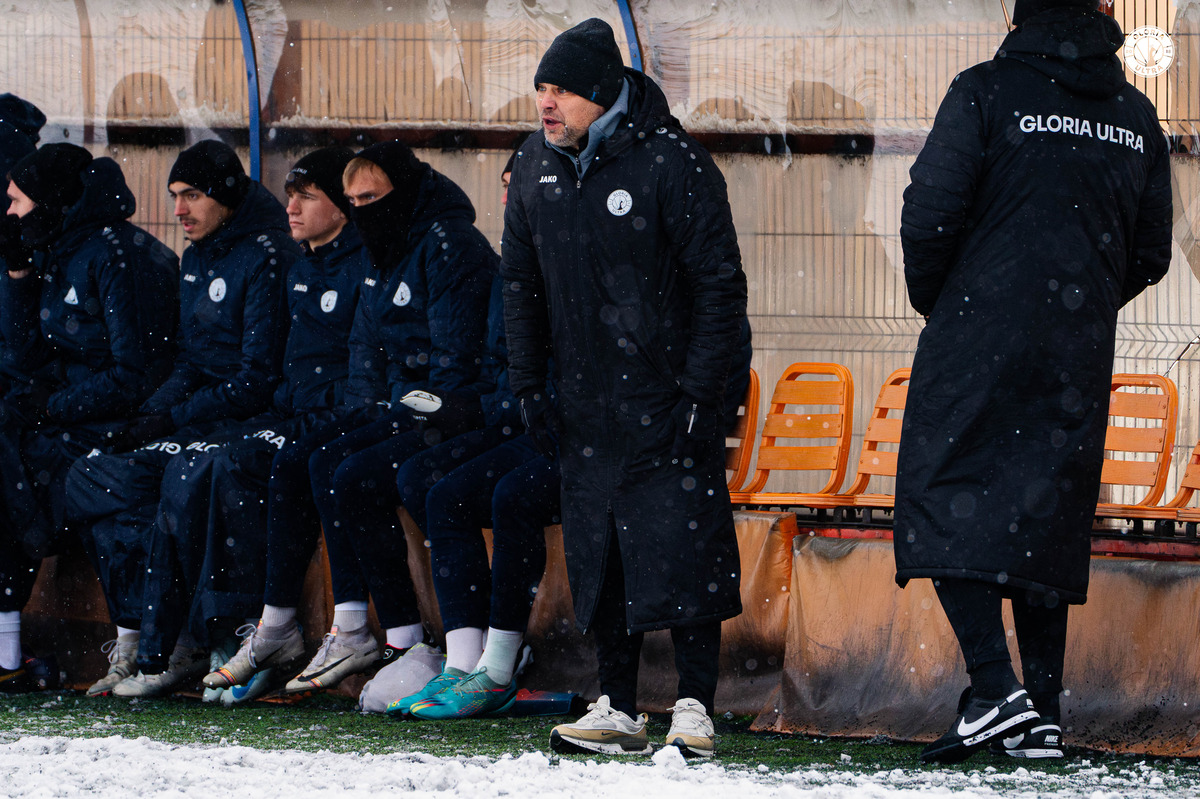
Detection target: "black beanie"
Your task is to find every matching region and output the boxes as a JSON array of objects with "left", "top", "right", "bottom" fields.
[
  {"left": 534, "top": 18, "right": 625, "bottom": 109},
  {"left": 1012, "top": 0, "right": 1097, "bottom": 25},
  {"left": 10, "top": 143, "right": 93, "bottom": 213},
  {"left": 0, "top": 93, "right": 46, "bottom": 145},
  {"left": 286, "top": 145, "right": 356, "bottom": 216},
  {"left": 168, "top": 139, "right": 250, "bottom": 210}
]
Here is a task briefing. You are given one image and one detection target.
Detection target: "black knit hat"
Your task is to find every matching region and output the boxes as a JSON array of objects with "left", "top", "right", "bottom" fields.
[
  {"left": 168, "top": 139, "right": 250, "bottom": 210},
  {"left": 0, "top": 93, "right": 46, "bottom": 145},
  {"left": 286, "top": 145, "right": 356, "bottom": 216},
  {"left": 9, "top": 142, "right": 93, "bottom": 213},
  {"left": 1012, "top": 0, "right": 1097, "bottom": 25},
  {"left": 534, "top": 18, "right": 625, "bottom": 109}
]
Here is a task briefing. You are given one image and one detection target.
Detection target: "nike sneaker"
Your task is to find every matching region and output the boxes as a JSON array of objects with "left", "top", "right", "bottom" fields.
[
  {"left": 0, "top": 655, "right": 59, "bottom": 694},
  {"left": 203, "top": 620, "right": 305, "bottom": 689},
  {"left": 385, "top": 666, "right": 466, "bottom": 718},
  {"left": 409, "top": 666, "right": 517, "bottom": 719},
  {"left": 87, "top": 633, "right": 138, "bottom": 697},
  {"left": 920, "top": 687, "right": 1039, "bottom": 764},
  {"left": 549, "top": 695, "right": 652, "bottom": 755},
  {"left": 990, "top": 719, "right": 1064, "bottom": 759},
  {"left": 112, "top": 645, "right": 208, "bottom": 698},
  {"left": 283, "top": 625, "right": 379, "bottom": 694},
  {"left": 665, "top": 698, "right": 715, "bottom": 758}
]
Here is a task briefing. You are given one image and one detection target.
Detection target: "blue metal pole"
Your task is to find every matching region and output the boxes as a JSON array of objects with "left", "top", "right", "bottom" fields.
[
  {"left": 615, "top": 0, "right": 642, "bottom": 72},
  {"left": 231, "top": 0, "right": 262, "bottom": 180}
]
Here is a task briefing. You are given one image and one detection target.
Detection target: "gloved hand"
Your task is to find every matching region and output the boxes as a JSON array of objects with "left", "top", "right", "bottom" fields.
[
  {"left": 120, "top": 413, "right": 175, "bottom": 449},
  {"left": 519, "top": 390, "right": 558, "bottom": 459},
  {"left": 0, "top": 214, "right": 36, "bottom": 276},
  {"left": 670, "top": 393, "right": 719, "bottom": 468},
  {"left": 399, "top": 389, "right": 484, "bottom": 444}
]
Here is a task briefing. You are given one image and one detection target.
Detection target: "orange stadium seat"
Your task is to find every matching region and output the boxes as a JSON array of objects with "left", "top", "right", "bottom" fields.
[{"left": 726, "top": 367, "right": 761, "bottom": 492}]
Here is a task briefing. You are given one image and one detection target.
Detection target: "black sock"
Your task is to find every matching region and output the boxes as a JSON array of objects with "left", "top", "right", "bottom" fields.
[{"left": 970, "top": 659, "right": 1019, "bottom": 701}]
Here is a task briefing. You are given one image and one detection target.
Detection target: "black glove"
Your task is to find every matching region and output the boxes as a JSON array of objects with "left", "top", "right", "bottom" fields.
[
  {"left": 121, "top": 413, "right": 175, "bottom": 449},
  {"left": 399, "top": 389, "right": 484, "bottom": 445},
  {"left": 670, "top": 394, "right": 719, "bottom": 468},
  {"left": 0, "top": 214, "right": 36, "bottom": 275},
  {"left": 519, "top": 390, "right": 558, "bottom": 459}
]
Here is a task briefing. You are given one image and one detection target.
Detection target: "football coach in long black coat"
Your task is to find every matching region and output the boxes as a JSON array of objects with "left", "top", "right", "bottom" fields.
[
  {"left": 895, "top": 0, "right": 1172, "bottom": 764},
  {"left": 502, "top": 18, "right": 750, "bottom": 758}
]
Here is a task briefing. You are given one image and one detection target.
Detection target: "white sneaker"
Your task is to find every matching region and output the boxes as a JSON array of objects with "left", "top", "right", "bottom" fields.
[
  {"left": 549, "top": 695, "right": 652, "bottom": 755},
  {"left": 666, "top": 698, "right": 715, "bottom": 758},
  {"left": 203, "top": 620, "right": 305, "bottom": 689},
  {"left": 283, "top": 626, "right": 379, "bottom": 694},
  {"left": 112, "top": 645, "right": 208, "bottom": 698},
  {"left": 87, "top": 633, "right": 139, "bottom": 697}
]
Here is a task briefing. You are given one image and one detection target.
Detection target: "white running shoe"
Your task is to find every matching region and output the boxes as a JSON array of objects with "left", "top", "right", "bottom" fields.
[
  {"left": 283, "top": 625, "right": 379, "bottom": 694},
  {"left": 112, "top": 645, "right": 208, "bottom": 698},
  {"left": 87, "top": 633, "right": 139, "bottom": 697},
  {"left": 549, "top": 695, "right": 652, "bottom": 755},
  {"left": 666, "top": 698, "right": 715, "bottom": 758},
  {"left": 203, "top": 620, "right": 305, "bottom": 689}
]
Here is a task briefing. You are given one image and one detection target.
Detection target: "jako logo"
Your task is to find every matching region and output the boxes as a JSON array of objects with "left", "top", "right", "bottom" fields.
[{"left": 539, "top": 175, "right": 557, "bottom": 183}]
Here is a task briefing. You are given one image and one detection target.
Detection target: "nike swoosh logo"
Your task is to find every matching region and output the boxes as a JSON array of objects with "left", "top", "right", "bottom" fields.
[
  {"left": 957, "top": 705, "right": 1000, "bottom": 737},
  {"left": 299, "top": 655, "right": 355, "bottom": 680}
]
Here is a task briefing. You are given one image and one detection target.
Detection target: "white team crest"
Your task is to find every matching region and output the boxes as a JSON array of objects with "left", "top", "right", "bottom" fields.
[
  {"left": 64, "top": 286, "right": 78, "bottom": 305},
  {"left": 392, "top": 281, "right": 412, "bottom": 307},
  {"left": 320, "top": 290, "right": 338, "bottom": 313},
  {"left": 1124, "top": 26, "right": 1174, "bottom": 78},
  {"left": 606, "top": 189, "right": 633, "bottom": 217},
  {"left": 209, "top": 277, "right": 227, "bottom": 303}
]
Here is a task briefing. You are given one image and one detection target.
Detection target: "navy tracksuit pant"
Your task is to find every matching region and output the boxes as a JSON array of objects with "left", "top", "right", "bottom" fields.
[
  {"left": 65, "top": 423, "right": 241, "bottom": 630},
  {"left": 262, "top": 409, "right": 428, "bottom": 630},
  {"left": 133, "top": 411, "right": 337, "bottom": 671},
  {"left": 420, "top": 433, "right": 559, "bottom": 634},
  {"left": 0, "top": 399, "right": 118, "bottom": 613}
]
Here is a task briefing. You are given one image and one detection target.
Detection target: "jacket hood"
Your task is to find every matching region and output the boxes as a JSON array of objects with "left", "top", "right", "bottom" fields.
[
  {"left": 55, "top": 157, "right": 136, "bottom": 251},
  {"left": 601, "top": 69, "right": 681, "bottom": 159},
  {"left": 195, "top": 180, "right": 290, "bottom": 254},
  {"left": 409, "top": 165, "right": 477, "bottom": 238},
  {"left": 997, "top": 9, "right": 1127, "bottom": 98}
]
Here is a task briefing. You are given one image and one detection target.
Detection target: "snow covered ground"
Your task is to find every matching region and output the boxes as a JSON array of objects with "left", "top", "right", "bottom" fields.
[{"left": 0, "top": 735, "right": 1195, "bottom": 799}]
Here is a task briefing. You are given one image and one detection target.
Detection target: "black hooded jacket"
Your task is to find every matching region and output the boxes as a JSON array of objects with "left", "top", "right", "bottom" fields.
[
  {"left": 894, "top": 9, "right": 1172, "bottom": 601},
  {"left": 0, "top": 157, "right": 179, "bottom": 424},
  {"left": 142, "top": 182, "right": 300, "bottom": 428}
]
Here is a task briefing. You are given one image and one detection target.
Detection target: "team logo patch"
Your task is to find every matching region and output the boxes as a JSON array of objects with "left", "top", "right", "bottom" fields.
[
  {"left": 1124, "top": 26, "right": 1174, "bottom": 78},
  {"left": 321, "top": 290, "right": 338, "bottom": 313},
  {"left": 393, "top": 281, "right": 412, "bottom": 307},
  {"left": 64, "top": 286, "right": 78, "bottom": 305},
  {"left": 606, "top": 189, "right": 632, "bottom": 217},
  {"left": 209, "top": 277, "right": 227, "bottom": 303}
]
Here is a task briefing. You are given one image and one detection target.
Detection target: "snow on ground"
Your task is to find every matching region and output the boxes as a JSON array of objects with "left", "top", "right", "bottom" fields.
[{"left": 0, "top": 735, "right": 1189, "bottom": 799}]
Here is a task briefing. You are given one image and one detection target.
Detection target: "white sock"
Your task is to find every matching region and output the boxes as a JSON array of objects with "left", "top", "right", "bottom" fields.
[
  {"left": 332, "top": 601, "right": 368, "bottom": 632},
  {"left": 115, "top": 625, "right": 139, "bottom": 640},
  {"left": 0, "top": 612, "right": 20, "bottom": 670},
  {"left": 476, "top": 628, "right": 524, "bottom": 685},
  {"left": 261, "top": 605, "right": 296, "bottom": 628},
  {"left": 384, "top": 624, "right": 424, "bottom": 651},
  {"left": 444, "top": 627, "right": 485, "bottom": 674}
]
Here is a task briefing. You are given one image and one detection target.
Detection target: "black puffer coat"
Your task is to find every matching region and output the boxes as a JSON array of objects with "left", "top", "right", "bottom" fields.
[
  {"left": 0, "top": 157, "right": 179, "bottom": 425},
  {"left": 894, "top": 9, "right": 1173, "bottom": 603},
  {"left": 502, "top": 69, "right": 749, "bottom": 632},
  {"left": 143, "top": 182, "right": 300, "bottom": 428}
]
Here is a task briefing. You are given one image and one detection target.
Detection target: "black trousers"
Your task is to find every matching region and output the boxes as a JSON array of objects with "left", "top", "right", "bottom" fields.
[
  {"left": 934, "top": 577, "right": 1067, "bottom": 721},
  {"left": 591, "top": 516, "right": 721, "bottom": 718}
]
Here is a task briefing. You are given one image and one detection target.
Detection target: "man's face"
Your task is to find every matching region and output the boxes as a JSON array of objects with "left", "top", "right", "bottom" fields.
[
  {"left": 501, "top": 171, "right": 511, "bottom": 206},
  {"left": 169, "top": 181, "right": 232, "bottom": 242},
  {"left": 536, "top": 83, "right": 605, "bottom": 151},
  {"left": 344, "top": 169, "right": 393, "bottom": 207},
  {"left": 5, "top": 180, "right": 34, "bottom": 218},
  {"left": 286, "top": 182, "right": 346, "bottom": 248}
]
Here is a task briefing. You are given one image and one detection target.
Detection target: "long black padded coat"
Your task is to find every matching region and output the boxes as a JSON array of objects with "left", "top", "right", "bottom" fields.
[
  {"left": 501, "top": 69, "right": 749, "bottom": 633},
  {"left": 893, "top": 8, "right": 1173, "bottom": 603}
]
